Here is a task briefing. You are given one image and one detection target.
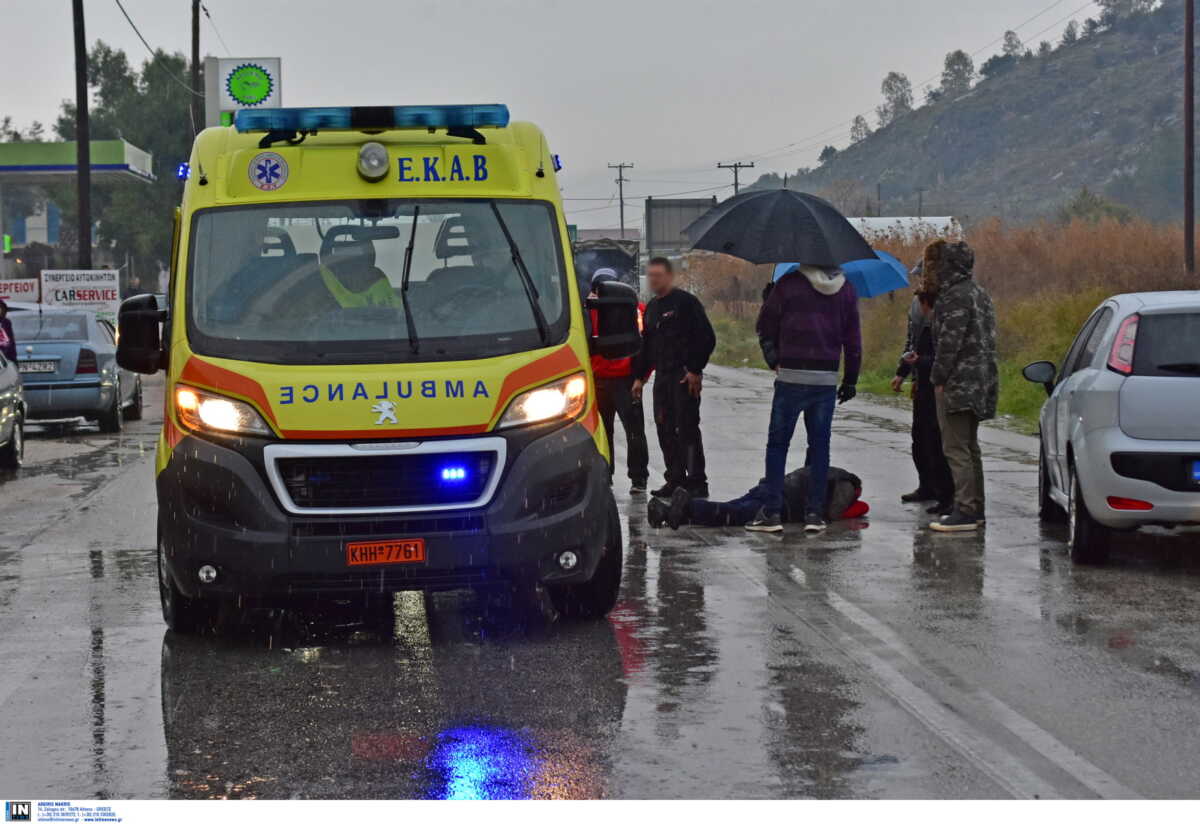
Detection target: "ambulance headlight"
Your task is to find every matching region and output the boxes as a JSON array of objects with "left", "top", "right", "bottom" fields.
[
  {"left": 175, "top": 385, "right": 273, "bottom": 437},
  {"left": 497, "top": 373, "right": 588, "bottom": 429},
  {"left": 357, "top": 142, "right": 390, "bottom": 182}
]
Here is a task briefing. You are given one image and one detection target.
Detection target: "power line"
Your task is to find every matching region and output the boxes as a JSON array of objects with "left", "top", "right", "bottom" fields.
[
  {"left": 201, "top": 3, "right": 233, "bottom": 56},
  {"left": 563, "top": 183, "right": 732, "bottom": 201},
  {"left": 112, "top": 0, "right": 204, "bottom": 98}
]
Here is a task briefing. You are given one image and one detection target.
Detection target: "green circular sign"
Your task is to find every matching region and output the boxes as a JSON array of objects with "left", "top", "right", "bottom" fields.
[{"left": 226, "top": 64, "right": 273, "bottom": 107}]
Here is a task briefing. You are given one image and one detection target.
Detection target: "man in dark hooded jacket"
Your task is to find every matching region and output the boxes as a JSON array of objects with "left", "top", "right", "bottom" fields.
[
  {"left": 752, "top": 265, "right": 861, "bottom": 533},
  {"left": 923, "top": 240, "right": 998, "bottom": 533}
]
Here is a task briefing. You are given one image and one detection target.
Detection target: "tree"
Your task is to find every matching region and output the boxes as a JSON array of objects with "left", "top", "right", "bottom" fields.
[
  {"left": 940, "top": 50, "right": 975, "bottom": 98},
  {"left": 817, "top": 179, "right": 869, "bottom": 214},
  {"left": 1098, "top": 0, "right": 1157, "bottom": 27},
  {"left": 850, "top": 115, "right": 873, "bottom": 144},
  {"left": 876, "top": 71, "right": 913, "bottom": 127},
  {"left": 1002, "top": 30, "right": 1024, "bottom": 57},
  {"left": 1038, "top": 40, "right": 1053, "bottom": 58},
  {"left": 1062, "top": 20, "right": 1080, "bottom": 44},
  {"left": 51, "top": 42, "right": 196, "bottom": 283},
  {"left": 1057, "top": 187, "right": 1134, "bottom": 224},
  {"left": 1082, "top": 17, "right": 1102, "bottom": 37},
  {"left": 980, "top": 53, "right": 1018, "bottom": 80},
  {"left": 818, "top": 145, "right": 838, "bottom": 164},
  {"left": 924, "top": 85, "right": 944, "bottom": 105}
]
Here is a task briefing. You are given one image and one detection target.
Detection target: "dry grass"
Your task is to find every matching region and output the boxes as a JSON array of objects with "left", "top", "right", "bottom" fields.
[{"left": 693, "top": 219, "right": 1197, "bottom": 430}]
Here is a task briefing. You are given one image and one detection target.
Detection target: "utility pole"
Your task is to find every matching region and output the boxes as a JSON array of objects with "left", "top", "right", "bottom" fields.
[
  {"left": 877, "top": 182, "right": 883, "bottom": 217},
  {"left": 717, "top": 161, "right": 755, "bottom": 195},
  {"left": 72, "top": 0, "right": 92, "bottom": 270},
  {"left": 608, "top": 162, "right": 633, "bottom": 239},
  {"left": 917, "top": 187, "right": 926, "bottom": 219},
  {"left": 191, "top": 0, "right": 202, "bottom": 134},
  {"left": 1187, "top": 0, "right": 1195, "bottom": 275}
]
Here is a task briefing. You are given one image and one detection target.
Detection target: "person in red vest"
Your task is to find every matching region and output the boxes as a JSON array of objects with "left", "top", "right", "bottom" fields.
[{"left": 590, "top": 269, "right": 649, "bottom": 493}]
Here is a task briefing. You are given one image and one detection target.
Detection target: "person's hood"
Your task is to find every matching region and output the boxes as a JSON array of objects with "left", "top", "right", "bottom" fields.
[
  {"left": 798, "top": 264, "right": 846, "bottom": 296},
  {"left": 923, "top": 240, "right": 975, "bottom": 291},
  {"left": 590, "top": 268, "right": 618, "bottom": 288}
]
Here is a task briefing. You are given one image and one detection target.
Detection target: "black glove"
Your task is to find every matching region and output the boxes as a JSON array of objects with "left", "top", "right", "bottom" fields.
[{"left": 837, "top": 384, "right": 857, "bottom": 405}]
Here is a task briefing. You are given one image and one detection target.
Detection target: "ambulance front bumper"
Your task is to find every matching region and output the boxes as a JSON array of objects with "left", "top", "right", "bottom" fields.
[{"left": 157, "top": 423, "right": 611, "bottom": 601}]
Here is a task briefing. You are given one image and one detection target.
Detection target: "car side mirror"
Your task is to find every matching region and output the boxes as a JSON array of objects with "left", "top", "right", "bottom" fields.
[
  {"left": 1022, "top": 360, "right": 1057, "bottom": 396},
  {"left": 586, "top": 280, "right": 641, "bottom": 360},
  {"left": 117, "top": 294, "right": 167, "bottom": 374}
]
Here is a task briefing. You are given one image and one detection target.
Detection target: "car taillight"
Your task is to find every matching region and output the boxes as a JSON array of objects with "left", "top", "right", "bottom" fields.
[
  {"left": 76, "top": 349, "right": 98, "bottom": 374},
  {"left": 1107, "top": 314, "right": 1139, "bottom": 375}
]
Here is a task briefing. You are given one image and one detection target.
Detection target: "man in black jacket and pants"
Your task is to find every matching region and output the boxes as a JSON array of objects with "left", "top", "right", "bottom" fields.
[
  {"left": 633, "top": 257, "right": 717, "bottom": 499},
  {"left": 891, "top": 289, "right": 954, "bottom": 514}
]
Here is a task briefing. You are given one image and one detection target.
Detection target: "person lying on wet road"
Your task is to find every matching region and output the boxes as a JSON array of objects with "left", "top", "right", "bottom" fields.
[{"left": 647, "top": 466, "right": 869, "bottom": 532}]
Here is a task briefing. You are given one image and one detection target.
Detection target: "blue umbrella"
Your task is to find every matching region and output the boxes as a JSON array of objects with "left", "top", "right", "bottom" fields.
[{"left": 773, "top": 250, "right": 910, "bottom": 298}]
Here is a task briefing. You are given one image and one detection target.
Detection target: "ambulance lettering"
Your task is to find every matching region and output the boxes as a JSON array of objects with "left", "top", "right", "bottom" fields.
[
  {"left": 277, "top": 379, "right": 491, "bottom": 405},
  {"left": 398, "top": 154, "right": 488, "bottom": 183}
]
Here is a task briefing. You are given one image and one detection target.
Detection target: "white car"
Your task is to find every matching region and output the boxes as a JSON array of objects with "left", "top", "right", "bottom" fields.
[{"left": 1023, "top": 291, "right": 1200, "bottom": 563}]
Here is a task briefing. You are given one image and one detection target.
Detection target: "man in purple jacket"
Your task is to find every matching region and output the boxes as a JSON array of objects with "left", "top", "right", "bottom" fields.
[{"left": 750, "top": 265, "right": 861, "bottom": 533}]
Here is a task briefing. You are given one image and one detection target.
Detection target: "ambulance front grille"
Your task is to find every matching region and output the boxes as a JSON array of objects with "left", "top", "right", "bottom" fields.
[{"left": 274, "top": 451, "right": 498, "bottom": 510}]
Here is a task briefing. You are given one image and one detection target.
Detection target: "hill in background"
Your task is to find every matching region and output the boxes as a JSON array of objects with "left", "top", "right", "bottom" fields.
[{"left": 752, "top": 1, "right": 1194, "bottom": 225}]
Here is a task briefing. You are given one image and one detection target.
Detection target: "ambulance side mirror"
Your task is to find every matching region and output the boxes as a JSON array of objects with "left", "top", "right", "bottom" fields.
[
  {"left": 587, "top": 281, "right": 641, "bottom": 360},
  {"left": 116, "top": 294, "right": 167, "bottom": 374}
]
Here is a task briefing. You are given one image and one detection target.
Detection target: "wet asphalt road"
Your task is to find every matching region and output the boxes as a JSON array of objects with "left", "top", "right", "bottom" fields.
[{"left": 1, "top": 368, "right": 1199, "bottom": 800}]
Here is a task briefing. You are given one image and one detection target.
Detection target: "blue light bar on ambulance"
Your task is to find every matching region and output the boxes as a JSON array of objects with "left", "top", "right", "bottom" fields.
[{"left": 234, "top": 104, "right": 510, "bottom": 133}]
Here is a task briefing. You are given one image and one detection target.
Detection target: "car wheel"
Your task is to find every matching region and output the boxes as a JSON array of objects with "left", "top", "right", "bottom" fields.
[
  {"left": 1038, "top": 444, "right": 1065, "bottom": 523},
  {"left": 546, "top": 493, "right": 623, "bottom": 620},
  {"left": 98, "top": 379, "right": 123, "bottom": 433},
  {"left": 158, "top": 526, "right": 220, "bottom": 634},
  {"left": 1068, "top": 466, "right": 1111, "bottom": 565},
  {"left": 123, "top": 376, "right": 143, "bottom": 421},
  {"left": 0, "top": 412, "right": 24, "bottom": 470}
]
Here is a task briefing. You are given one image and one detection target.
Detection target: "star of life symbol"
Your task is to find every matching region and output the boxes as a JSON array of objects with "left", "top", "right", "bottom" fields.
[
  {"left": 372, "top": 400, "right": 398, "bottom": 425},
  {"left": 249, "top": 151, "right": 288, "bottom": 191}
]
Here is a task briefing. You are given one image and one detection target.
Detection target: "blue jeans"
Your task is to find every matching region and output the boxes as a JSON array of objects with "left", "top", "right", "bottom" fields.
[
  {"left": 690, "top": 486, "right": 772, "bottom": 526},
  {"left": 764, "top": 383, "right": 837, "bottom": 517}
]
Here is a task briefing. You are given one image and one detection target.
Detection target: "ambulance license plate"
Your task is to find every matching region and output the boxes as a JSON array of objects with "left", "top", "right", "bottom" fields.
[{"left": 347, "top": 539, "right": 426, "bottom": 567}]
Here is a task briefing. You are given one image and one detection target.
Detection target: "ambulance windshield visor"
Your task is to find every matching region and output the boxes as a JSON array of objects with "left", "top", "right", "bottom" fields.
[{"left": 185, "top": 199, "right": 570, "bottom": 365}]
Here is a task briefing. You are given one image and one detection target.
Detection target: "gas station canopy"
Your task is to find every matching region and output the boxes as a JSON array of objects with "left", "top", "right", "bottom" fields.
[{"left": 0, "top": 139, "right": 155, "bottom": 184}]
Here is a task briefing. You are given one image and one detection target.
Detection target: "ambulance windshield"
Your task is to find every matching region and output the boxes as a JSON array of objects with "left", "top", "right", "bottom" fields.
[{"left": 186, "top": 199, "right": 570, "bottom": 364}]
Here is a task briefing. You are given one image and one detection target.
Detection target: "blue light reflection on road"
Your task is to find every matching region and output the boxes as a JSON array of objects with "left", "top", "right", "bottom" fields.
[{"left": 426, "top": 725, "right": 537, "bottom": 800}]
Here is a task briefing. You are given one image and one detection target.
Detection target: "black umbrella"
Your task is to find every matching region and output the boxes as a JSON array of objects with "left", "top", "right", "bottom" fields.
[{"left": 684, "top": 189, "right": 874, "bottom": 266}]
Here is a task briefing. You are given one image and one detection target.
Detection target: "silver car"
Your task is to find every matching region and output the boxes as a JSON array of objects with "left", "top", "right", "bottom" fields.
[
  {"left": 9, "top": 309, "right": 142, "bottom": 432},
  {"left": 1024, "top": 291, "right": 1200, "bottom": 563}
]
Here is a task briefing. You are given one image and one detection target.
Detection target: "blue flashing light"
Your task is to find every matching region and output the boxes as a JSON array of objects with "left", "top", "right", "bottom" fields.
[
  {"left": 440, "top": 466, "right": 468, "bottom": 482},
  {"left": 234, "top": 104, "right": 510, "bottom": 134},
  {"left": 552, "top": 154, "right": 563, "bottom": 172},
  {"left": 175, "top": 162, "right": 190, "bottom": 181}
]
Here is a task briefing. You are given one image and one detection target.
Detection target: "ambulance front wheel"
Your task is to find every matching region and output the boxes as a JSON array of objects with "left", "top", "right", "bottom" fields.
[
  {"left": 158, "top": 527, "right": 221, "bottom": 634},
  {"left": 546, "top": 493, "right": 623, "bottom": 620}
]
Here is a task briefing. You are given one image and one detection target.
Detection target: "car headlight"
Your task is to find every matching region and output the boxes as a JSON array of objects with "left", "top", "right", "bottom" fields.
[
  {"left": 175, "top": 385, "right": 273, "bottom": 437},
  {"left": 497, "top": 372, "right": 588, "bottom": 429}
]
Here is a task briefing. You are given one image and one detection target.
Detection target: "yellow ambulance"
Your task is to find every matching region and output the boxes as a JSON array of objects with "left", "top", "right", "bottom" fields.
[{"left": 117, "top": 104, "right": 640, "bottom": 632}]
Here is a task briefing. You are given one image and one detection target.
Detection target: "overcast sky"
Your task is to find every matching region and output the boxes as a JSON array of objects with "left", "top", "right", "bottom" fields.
[{"left": 3, "top": 0, "right": 1095, "bottom": 227}]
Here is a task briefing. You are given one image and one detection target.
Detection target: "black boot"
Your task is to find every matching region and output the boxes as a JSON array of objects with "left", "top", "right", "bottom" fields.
[{"left": 651, "top": 483, "right": 680, "bottom": 499}]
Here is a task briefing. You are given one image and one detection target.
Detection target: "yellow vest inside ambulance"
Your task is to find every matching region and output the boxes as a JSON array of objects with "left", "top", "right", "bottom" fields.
[{"left": 116, "top": 104, "right": 640, "bottom": 632}]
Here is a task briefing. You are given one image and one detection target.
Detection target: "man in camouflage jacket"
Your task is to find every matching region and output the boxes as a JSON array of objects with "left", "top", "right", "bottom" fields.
[{"left": 924, "top": 240, "right": 998, "bottom": 532}]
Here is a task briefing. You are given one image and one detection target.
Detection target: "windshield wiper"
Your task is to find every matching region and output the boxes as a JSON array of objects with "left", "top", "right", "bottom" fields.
[
  {"left": 1156, "top": 362, "right": 1200, "bottom": 374},
  {"left": 399, "top": 205, "right": 421, "bottom": 354},
  {"left": 489, "top": 201, "right": 550, "bottom": 346}
]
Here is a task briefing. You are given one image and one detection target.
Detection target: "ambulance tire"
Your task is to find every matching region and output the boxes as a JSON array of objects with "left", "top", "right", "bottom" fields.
[
  {"left": 98, "top": 380, "right": 123, "bottom": 434},
  {"left": 158, "top": 527, "right": 221, "bottom": 634},
  {"left": 546, "top": 493, "right": 623, "bottom": 620}
]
